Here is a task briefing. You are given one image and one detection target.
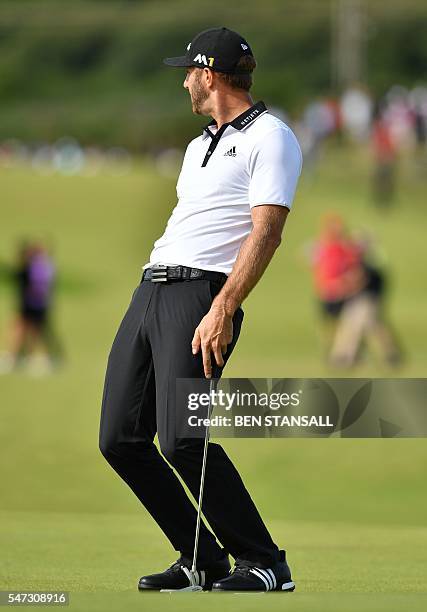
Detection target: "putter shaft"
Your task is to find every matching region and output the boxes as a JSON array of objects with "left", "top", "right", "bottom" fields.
[{"left": 191, "top": 378, "right": 215, "bottom": 581}]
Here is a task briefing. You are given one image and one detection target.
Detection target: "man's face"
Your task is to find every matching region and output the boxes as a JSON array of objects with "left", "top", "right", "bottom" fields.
[{"left": 183, "top": 67, "right": 210, "bottom": 115}]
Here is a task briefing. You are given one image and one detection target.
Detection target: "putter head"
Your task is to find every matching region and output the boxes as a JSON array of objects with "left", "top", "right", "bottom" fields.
[{"left": 160, "top": 585, "right": 203, "bottom": 593}]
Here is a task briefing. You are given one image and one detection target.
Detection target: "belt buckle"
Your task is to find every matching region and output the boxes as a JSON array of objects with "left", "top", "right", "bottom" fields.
[{"left": 150, "top": 264, "right": 168, "bottom": 283}]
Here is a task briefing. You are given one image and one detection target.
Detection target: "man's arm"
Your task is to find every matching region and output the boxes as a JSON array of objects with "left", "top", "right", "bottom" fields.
[{"left": 191, "top": 204, "right": 290, "bottom": 378}]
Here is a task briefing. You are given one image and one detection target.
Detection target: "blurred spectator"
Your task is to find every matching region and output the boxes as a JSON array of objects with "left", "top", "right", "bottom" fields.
[
  {"left": 0, "top": 240, "right": 63, "bottom": 376},
  {"left": 371, "top": 99, "right": 398, "bottom": 205},
  {"left": 410, "top": 86, "right": 427, "bottom": 147},
  {"left": 304, "top": 213, "right": 366, "bottom": 359},
  {"left": 305, "top": 214, "right": 403, "bottom": 368},
  {"left": 340, "top": 86, "right": 373, "bottom": 141},
  {"left": 297, "top": 98, "right": 339, "bottom": 171},
  {"left": 330, "top": 257, "right": 403, "bottom": 368},
  {"left": 384, "top": 85, "right": 416, "bottom": 153}
]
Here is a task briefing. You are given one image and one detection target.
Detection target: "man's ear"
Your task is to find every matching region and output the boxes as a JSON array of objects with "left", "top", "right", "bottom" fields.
[{"left": 204, "top": 67, "right": 214, "bottom": 87}]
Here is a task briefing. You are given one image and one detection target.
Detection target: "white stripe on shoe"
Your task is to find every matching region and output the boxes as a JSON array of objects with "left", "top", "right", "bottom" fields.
[
  {"left": 267, "top": 568, "right": 277, "bottom": 589},
  {"left": 261, "top": 569, "right": 274, "bottom": 590},
  {"left": 260, "top": 568, "right": 276, "bottom": 590},
  {"left": 249, "top": 568, "right": 272, "bottom": 590}
]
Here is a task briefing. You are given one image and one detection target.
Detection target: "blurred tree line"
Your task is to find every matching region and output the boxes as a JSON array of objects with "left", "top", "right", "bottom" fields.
[{"left": 0, "top": 0, "right": 426, "bottom": 150}]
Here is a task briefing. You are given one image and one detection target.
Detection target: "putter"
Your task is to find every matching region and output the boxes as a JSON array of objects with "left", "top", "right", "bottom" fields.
[{"left": 161, "top": 377, "right": 215, "bottom": 593}]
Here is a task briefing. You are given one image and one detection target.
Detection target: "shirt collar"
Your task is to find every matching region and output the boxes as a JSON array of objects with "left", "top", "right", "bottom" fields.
[{"left": 202, "top": 100, "right": 268, "bottom": 140}]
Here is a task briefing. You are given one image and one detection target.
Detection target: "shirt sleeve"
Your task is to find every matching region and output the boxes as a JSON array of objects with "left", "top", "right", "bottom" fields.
[{"left": 248, "top": 127, "right": 303, "bottom": 209}]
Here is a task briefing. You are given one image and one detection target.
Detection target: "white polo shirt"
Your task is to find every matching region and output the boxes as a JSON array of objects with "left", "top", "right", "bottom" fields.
[{"left": 143, "top": 101, "right": 302, "bottom": 275}]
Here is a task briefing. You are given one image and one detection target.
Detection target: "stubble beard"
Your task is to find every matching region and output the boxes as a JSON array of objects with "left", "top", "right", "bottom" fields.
[{"left": 190, "top": 72, "right": 209, "bottom": 115}]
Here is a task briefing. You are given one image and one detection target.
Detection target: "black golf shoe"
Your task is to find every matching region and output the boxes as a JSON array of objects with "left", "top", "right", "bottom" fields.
[
  {"left": 138, "top": 552, "right": 231, "bottom": 591},
  {"left": 212, "top": 549, "right": 295, "bottom": 592}
]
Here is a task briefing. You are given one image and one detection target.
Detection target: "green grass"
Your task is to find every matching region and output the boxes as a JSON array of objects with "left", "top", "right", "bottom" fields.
[
  {"left": 1, "top": 147, "right": 427, "bottom": 611},
  {"left": 1, "top": 511, "right": 427, "bottom": 610}
]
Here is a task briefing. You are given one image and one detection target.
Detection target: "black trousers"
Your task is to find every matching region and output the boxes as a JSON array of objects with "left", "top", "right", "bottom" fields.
[{"left": 99, "top": 275, "right": 280, "bottom": 567}]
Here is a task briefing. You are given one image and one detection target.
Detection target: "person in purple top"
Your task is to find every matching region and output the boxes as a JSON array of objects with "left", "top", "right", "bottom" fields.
[
  {"left": 0, "top": 241, "right": 61, "bottom": 375},
  {"left": 18, "top": 243, "right": 55, "bottom": 328}
]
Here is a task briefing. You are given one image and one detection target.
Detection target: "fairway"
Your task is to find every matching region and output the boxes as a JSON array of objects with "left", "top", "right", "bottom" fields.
[
  {"left": 1, "top": 510, "right": 427, "bottom": 610},
  {"left": 1, "top": 147, "right": 427, "bottom": 611}
]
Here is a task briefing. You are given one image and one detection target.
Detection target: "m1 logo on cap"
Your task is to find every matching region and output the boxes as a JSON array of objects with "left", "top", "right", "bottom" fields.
[
  {"left": 193, "top": 53, "right": 215, "bottom": 67},
  {"left": 241, "top": 43, "right": 248, "bottom": 50}
]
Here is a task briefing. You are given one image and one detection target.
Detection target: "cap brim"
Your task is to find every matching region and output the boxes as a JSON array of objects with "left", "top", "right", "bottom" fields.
[{"left": 163, "top": 56, "right": 193, "bottom": 68}]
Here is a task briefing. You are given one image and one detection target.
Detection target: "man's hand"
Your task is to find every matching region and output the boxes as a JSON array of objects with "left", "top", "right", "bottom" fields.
[{"left": 191, "top": 303, "right": 234, "bottom": 378}]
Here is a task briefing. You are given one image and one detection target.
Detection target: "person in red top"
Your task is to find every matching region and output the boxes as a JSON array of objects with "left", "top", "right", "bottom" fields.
[
  {"left": 305, "top": 213, "right": 366, "bottom": 361},
  {"left": 311, "top": 213, "right": 366, "bottom": 315},
  {"left": 307, "top": 213, "right": 402, "bottom": 367}
]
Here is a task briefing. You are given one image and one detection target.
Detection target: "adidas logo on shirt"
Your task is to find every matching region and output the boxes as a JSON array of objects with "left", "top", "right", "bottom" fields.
[{"left": 224, "top": 146, "right": 237, "bottom": 157}]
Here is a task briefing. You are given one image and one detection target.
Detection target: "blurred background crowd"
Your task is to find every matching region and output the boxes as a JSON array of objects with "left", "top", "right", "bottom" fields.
[
  {"left": 1, "top": 0, "right": 426, "bottom": 376},
  {"left": 2, "top": 82, "right": 426, "bottom": 195}
]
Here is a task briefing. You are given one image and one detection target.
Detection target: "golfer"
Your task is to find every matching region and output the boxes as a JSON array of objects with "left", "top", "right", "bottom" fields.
[{"left": 99, "top": 26, "right": 302, "bottom": 592}]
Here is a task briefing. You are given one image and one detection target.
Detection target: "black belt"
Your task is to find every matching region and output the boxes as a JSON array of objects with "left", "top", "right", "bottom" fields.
[{"left": 142, "top": 264, "right": 227, "bottom": 284}]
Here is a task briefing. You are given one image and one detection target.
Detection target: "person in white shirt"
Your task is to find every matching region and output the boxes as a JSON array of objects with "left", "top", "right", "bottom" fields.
[{"left": 99, "top": 26, "right": 302, "bottom": 593}]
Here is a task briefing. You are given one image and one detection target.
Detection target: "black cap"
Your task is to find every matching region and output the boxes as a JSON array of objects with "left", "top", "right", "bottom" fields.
[{"left": 163, "top": 27, "right": 254, "bottom": 75}]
